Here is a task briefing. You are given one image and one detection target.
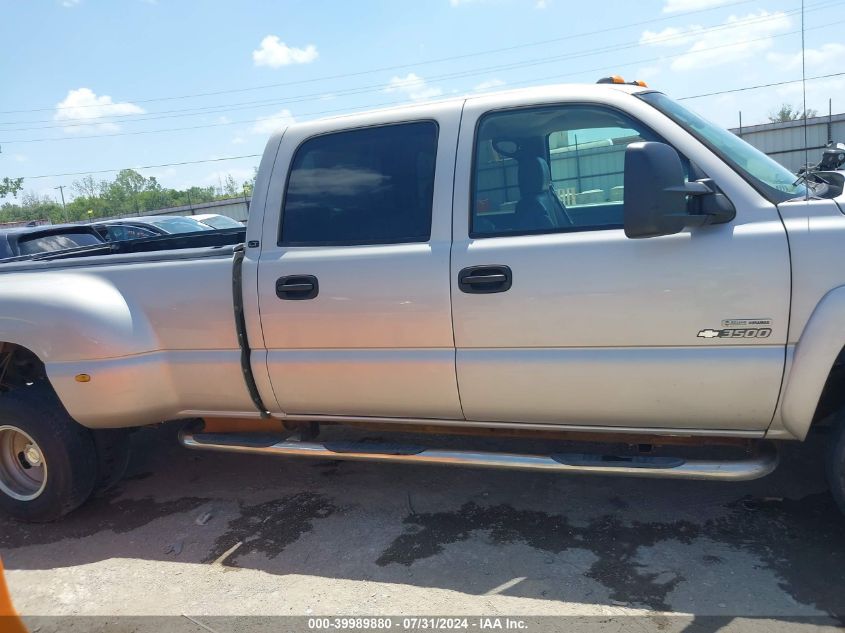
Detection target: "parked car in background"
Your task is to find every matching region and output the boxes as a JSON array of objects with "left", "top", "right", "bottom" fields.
[
  {"left": 91, "top": 215, "right": 213, "bottom": 241},
  {"left": 191, "top": 213, "right": 246, "bottom": 230},
  {"left": 90, "top": 222, "right": 158, "bottom": 242},
  {"left": 0, "top": 224, "right": 105, "bottom": 261}
]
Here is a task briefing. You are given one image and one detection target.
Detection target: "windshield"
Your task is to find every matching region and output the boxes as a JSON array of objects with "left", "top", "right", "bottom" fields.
[
  {"left": 638, "top": 92, "right": 807, "bottom": 203},
  {"left": 199, "top": 215, "right": 243, "bottom": 229},
  {"left": 17, "top": 232, "right": 102, "bottom": 255},
  {"left": 149, "top": 217, "right": 213, "bottom": 234}
]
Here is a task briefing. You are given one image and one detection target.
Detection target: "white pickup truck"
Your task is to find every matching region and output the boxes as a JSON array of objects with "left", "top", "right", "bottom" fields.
[{"left": 3, "top": 80, "right": 845, "bottom": 522}]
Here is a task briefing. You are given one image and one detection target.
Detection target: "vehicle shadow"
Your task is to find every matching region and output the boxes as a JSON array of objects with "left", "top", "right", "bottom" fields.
[{"left": 1, "top": 424, "right": 843, "bottom": 624}]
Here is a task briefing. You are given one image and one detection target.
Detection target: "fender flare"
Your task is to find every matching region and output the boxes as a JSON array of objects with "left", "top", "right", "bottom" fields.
[
  {"left": 0, "top": 271, "right": 159, "bottom": 363},
  {"left": 0, "top": 271, "right": 164, "bottom": 425},
  {"left": 780, "top": 285, "right": 845, "bottom": 439}
]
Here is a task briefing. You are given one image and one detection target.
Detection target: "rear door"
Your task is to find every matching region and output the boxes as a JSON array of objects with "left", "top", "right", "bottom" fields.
[
  {"left": 450, "top": 92, "right": 790, "bottom": 432},
  {"left": 256, "top": 103, "right": 463, "bottom": 419}
]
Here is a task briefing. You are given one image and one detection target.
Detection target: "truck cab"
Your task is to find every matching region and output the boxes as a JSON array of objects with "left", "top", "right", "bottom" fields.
[{"left": 245, "top": 83, "right": 794, "bottom": 433}]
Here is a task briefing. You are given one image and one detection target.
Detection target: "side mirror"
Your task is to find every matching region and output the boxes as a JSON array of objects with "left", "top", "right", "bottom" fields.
[{"left": 623, "top": 141, "right": 735, "bottom": 239}]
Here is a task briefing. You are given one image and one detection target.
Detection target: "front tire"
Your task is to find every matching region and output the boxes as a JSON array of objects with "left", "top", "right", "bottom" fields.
[
  {"left": 826, "top": 416, "right": 845, "bottom": 516},
  {"left": 0, "top": 383, "right": 97, "bottom": 522}
]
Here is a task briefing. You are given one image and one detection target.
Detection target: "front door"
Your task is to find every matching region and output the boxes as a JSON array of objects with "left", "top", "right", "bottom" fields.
[
  {"left": 257, "top": 111, "right": 462, "bottom": 419},
  {"left": 450, "top": 97, "right": 790, "bottom": 431}
]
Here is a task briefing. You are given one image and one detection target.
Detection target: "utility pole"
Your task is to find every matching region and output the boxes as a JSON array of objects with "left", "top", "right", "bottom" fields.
[{"left": 54, "top": 185, "right": 68, "bottom": 223}]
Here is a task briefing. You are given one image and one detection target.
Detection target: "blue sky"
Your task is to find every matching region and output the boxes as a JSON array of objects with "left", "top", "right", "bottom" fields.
[{"left": 1, "top": 0, "right": 843, "bottom": 201}]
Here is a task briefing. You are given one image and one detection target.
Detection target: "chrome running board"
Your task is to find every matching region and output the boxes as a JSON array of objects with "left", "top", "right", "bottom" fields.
[{"left": 178, "top": 428, "right": 778, "bottom": 482}]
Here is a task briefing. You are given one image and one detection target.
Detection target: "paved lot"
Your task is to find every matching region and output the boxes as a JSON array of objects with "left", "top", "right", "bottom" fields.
[{"left": 2, "top": 424, "right": 844, "bottom": 631}]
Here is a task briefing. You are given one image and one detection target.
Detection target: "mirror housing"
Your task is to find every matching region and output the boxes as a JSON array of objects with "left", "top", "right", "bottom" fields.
[{"left": 623, "top": 141, "right": 735, "bottom": 239}]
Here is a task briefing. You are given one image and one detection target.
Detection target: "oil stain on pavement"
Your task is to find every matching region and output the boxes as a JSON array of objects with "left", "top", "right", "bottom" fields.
[
  {"left": 376, "top": 492, "right": 845, "bottom": 618},
  {"left": 204, "top": 492, "right": 338, "bottom": 567}
]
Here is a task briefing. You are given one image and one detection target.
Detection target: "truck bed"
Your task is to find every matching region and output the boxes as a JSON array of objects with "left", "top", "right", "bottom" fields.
[
  {"left": 0, "top": 227, "right": 245, "bottom": 270},
  {"left": 0, "top": 234, "right": 255, "bottom": 427}
]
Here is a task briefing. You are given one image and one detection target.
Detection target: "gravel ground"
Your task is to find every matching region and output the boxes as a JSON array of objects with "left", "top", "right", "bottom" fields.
[{"left": 1, "top": 424, "right": 844, "bottom": 632}]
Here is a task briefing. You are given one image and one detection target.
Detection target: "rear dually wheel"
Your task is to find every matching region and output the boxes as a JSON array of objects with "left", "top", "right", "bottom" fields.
[{"left": 0, "top": 382, "right": 98, "bottom": 522}]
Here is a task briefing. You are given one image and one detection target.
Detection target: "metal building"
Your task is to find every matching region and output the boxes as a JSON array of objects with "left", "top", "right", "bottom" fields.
[
  {"left": 730, "top": 113, "right": 845, "bottom": 173},
  {"left": 142, "top": 196, "right": 251, "bottom": 222}
]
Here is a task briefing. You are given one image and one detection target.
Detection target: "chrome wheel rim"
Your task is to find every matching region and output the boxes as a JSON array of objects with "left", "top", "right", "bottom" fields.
[{"left": 0, "top": 425, "right": 47, "bottom": 501}]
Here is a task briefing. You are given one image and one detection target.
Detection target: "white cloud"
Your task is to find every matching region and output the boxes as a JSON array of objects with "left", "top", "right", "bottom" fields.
[
  {"left": 640, "top": 10, "right": 791, "bottom": 71},
  {"left": 384, "top": 73, "right": 443, "bottom": 101},
  {"left": 473, "top": 78, "right": 506, "bottom": 92},
  {"left": 60, "top": 0, "right": 80, "bottom": 7},
  {"left": 53, "top": 88, "right": 145, "bottom": 133},
  {"left": 216, "top": 115, "right": 231, "bottom": 125},
  {"left": 252, "top": 35, "right": 318, "bottom": 68},
  {"left": 767, "top": 43, "right": 845, "bottom": 73},
  {"left": 662, "top": 0, "right": 732, "bottom": 12},
  {"left": 251, "top": 109, "right": 295, "bottom": 135},
  {"left": 232, "top": 136, "right": 245, "bottom": 145},
  {"left": 535, "top": 0, "right": 548, "bottom": 7}
]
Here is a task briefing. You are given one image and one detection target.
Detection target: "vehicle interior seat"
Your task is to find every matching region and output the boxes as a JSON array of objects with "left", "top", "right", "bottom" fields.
[{"left": 515, "top": 156, "right": 572, "bottom": 231}]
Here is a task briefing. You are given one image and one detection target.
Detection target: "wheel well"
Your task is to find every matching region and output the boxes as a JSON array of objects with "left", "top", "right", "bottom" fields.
[
  {"left": 0, "top": 343, "right": 47, "bottom": 393},
  {"left": 812, "top": 345, "right": 845, "bottom": 428}
]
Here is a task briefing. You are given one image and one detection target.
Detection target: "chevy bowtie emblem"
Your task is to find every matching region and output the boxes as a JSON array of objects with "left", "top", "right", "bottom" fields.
[{"left": 697, "top": 329, "right": 722, "bottom": 338}]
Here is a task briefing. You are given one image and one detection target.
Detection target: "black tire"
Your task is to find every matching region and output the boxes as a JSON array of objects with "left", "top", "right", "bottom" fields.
[
  {"left": 0, "top": 382, "right": 97, "bottom": 522},
  {"left": 826, "top": 416, "right": 845, "bottom": 516},
  {"left": 91, "top": 428, "right": 132, "bottom": 495}
]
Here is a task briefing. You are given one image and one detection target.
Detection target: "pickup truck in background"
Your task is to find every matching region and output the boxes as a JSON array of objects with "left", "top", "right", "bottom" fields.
[{"left": 2, "top": 80, "right": 845, "bottom": 522}]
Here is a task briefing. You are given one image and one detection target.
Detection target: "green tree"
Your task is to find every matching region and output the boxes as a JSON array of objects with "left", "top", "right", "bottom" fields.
[
  {"left": 71, "top": 175, "right": 100, "bottom": 199},
  {"left": 223, "top": 174, "right": 240, "bottom": 197},
  {"left": 0, "top": 165, "right": 260, "bottom": 225},
  {"left": 768, "top": 104, "right": 819, "bottom": 123},
  {"left": 103, "top": 169, "right": 148, "bottom": 214},
  {"left": 0, "top": 177, "right": 24, "bottom": 199}
]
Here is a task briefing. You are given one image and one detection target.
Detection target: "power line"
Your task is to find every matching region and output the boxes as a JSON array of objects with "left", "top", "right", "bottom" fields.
[
  {"left": 5, "top": 49, "right": 844, "bottom": 153},
  {"left": 5, "top": 15, "right": 843, "bottom": 145},
  {"left": 18, "top": 154, "right": 261, "bottom": 180},
  {"left": 0, "top": 0, "right": 810, "bottom": 118},
  {"left": 8, "top": 8, "right": 845, "bottom": 180},
  {"left": 677, "top": 71, "right": 845, "bottom": 100},
  {"left": 2, "top": 1, "right": 831, "bottom": 132},
  {"left": 11, "top": 67, "right": 845, "bottom": 182}
]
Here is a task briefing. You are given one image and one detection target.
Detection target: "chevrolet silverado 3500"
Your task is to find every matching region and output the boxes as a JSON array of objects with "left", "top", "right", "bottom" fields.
[{"left": 2, "top": 81, "right": 845, "bottom": 522}]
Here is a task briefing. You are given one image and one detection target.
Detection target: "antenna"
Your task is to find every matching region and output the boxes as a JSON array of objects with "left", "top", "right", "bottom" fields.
[{"left": 801, "top": 0, "right": 809, "bottom": 200}]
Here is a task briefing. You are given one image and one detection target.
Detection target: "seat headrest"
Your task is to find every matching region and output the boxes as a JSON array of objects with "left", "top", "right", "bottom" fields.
[{"left": 517, "top": 156, "right": 551, "bottom": 195}]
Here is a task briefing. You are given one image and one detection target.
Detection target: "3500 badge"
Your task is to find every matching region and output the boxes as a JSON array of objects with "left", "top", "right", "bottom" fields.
[
  {"left": 698, "top": 318, "right": 773, "bottom": 339},
  {"left": 697, "top": 328, "right": 772, "bottom": 339}
]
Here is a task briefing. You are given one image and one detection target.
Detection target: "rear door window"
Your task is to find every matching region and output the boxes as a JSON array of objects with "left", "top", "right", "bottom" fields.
[{"left": 281, "top": 121, "right": 439, "bottom": 246}]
